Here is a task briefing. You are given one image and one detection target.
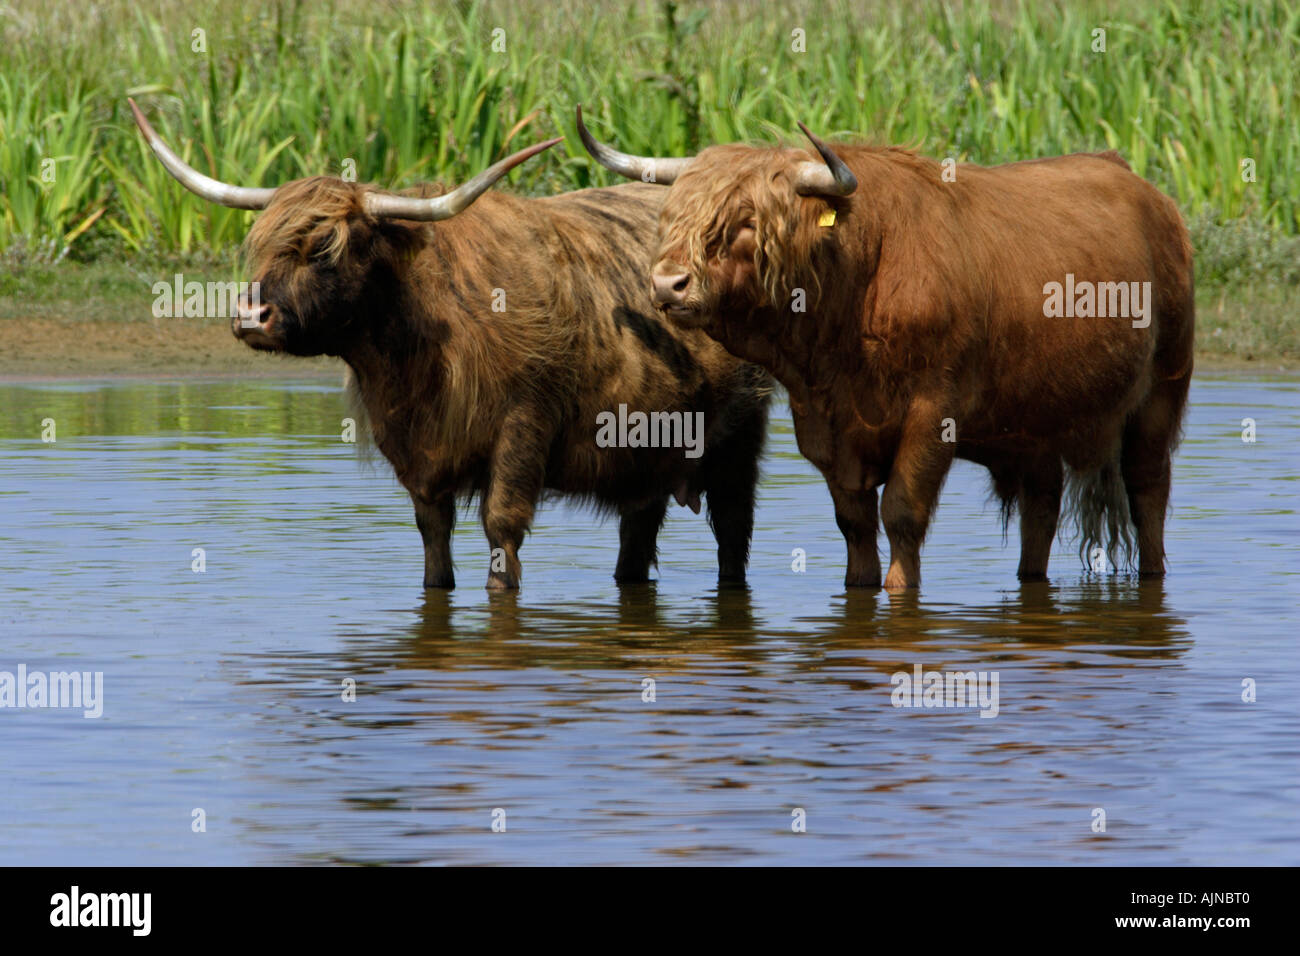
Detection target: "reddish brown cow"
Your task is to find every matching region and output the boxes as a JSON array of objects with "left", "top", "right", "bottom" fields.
[
  {"left": 131, "top": 101, "right": 770, "bottom": 589},
  {"left": 579, "top": 110, "right": 1193, "bottom": 590}
]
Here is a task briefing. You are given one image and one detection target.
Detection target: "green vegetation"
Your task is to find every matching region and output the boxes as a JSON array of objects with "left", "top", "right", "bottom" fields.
[{"left": 0, "top": 0, "right": 1297, "bottom": 363}]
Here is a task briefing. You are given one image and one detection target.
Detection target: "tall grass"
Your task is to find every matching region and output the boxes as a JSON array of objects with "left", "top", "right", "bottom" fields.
[{"left": 1, "top": 0, "right": 1297, "bottom": 259}]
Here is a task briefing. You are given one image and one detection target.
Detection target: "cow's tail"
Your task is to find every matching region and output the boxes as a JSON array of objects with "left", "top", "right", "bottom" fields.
[{"left": 1063, "top": 453, "right": 1135, "bottom": 573}]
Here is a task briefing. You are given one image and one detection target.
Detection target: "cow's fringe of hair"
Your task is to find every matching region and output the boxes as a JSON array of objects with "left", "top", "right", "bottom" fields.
[
  {"left": 243, "top": 176, "right": 373, "bottom": 268},
  {"left": 661, "top": 146, "right": 830, "bottom": 309},
  {"left": 1063, "top": 456, "right": 1135, "bottom": 573}
]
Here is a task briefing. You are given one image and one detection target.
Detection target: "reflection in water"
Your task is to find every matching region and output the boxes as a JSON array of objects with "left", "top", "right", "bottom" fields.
[
  {"left": 370, "top": 579, "right": 1188, "bottom": 675},
  {"left": 0, "top": 376, "right": 1295, "bottom": 865}
]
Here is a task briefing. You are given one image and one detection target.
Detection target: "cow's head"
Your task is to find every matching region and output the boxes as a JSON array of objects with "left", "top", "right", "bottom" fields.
[
  {"left": 577, "top": 106, "right": 856, "bottom": 327},
  {"left": 129, "top": 99, "right": 558, "bottom": 356}
]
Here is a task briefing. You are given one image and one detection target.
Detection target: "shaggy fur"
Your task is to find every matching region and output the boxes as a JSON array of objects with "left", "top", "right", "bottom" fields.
[
  {"left": 238, "top": 177, "right": 771, "bottom": 589},
  {"left": 650, "top": 142, "right": 1193, "bottom": 589}
]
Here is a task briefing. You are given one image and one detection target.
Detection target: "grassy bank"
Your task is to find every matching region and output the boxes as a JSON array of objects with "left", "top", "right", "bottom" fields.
[{"left": 1, "top": 0, "right": 1297, "bottom": 369}]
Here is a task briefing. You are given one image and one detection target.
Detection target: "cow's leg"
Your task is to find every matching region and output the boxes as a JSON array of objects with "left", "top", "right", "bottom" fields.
[
  {"left": 700, "top": 403, "right": 766, "bottom": 585},
  {"left": 828, "top": 483, "right": 880, "bottom": 587},
  {"left": 1121, "top": 373, "right": 1189, "bottom": 576},
  {"left": 481, "top": 416, "right": 549, "bottom": 590},
  {"left": 414, "top": 491, "right": 456, "bottom": 589},
  {"left": 615, "top": 497, "right": 668, "bottom": 583},
  {"left": 1017, "top": 454, "right": 1063, "bottom": 581},
  {"left": 706, "top": 481, "right": 755, "bottom": 586},
  {"left": 880, "top": 403, "right": 954, "bottom": 591},
  {"left": 480, "top": 484, "right": 539, "bottom": 590}
]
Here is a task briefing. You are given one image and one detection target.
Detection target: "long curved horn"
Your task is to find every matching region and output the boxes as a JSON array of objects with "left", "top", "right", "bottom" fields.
[
  {"left": 575, "top": 104, "right": 692, "bottom": 185},
  {"left": 793, "top": 121, "right": 858, "bottom": 197},
  {"left": 128, "top": 99, "right": 276, "bottom": 210},
  {"left": 362, "top": 136, "right": 562, "bottom": 221}
]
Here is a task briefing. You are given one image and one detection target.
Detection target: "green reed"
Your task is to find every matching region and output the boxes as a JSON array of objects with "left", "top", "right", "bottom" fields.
[{"left": 0, "top": 0, "right": 1296, "bottom": 259}]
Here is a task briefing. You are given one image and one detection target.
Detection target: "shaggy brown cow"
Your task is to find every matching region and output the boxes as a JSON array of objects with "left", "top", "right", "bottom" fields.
[
  {"left": 579, "top": 110, "right": 1193, "bottom": 591},
  {"left": 131, "top": 100, "right": 770, "bottom": 589}
]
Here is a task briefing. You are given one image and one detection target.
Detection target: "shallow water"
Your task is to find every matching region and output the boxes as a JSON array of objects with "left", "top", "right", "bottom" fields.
[{"left": 0, "top": 374, "right": 1296, "bottom": 865}]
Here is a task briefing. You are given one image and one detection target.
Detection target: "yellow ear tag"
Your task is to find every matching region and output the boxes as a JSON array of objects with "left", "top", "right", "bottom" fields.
[{"left": 818, "top": 209, "right": 837, "bottom": 228}]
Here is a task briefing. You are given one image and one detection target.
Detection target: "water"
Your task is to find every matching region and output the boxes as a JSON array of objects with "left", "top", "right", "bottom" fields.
[{"left": 0, "top": 374, "right": 1296, "bottom": 865}]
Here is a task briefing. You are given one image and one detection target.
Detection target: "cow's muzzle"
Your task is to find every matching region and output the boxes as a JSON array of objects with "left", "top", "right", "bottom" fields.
[
  {"left": 651, "top": 269, "right": 690, "bottom": 307},
  {"left": 651, "top": 261, "right": 699, "bottom": 323},
  {"left": 232, "top": 293, "right": 284, "bottom": 350}
]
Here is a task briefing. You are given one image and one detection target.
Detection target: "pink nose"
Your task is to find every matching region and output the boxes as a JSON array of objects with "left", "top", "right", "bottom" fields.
[
  {"left": 235, "top": 298, "right": 270, "bottom": 330},
  {"left": 651, "top": 270, "right": 691, "bottom": 307},
  {"left": 232, "top": 295, "right": 274, "bottom": 340}
]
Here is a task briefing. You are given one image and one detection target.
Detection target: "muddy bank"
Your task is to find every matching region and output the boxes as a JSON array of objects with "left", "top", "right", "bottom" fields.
[
  {"left": 0, "top": 314, "right": 1293, "bottom": 379},
  {"left": 0, "top": 317, "right": 339, "bottom": 379}
]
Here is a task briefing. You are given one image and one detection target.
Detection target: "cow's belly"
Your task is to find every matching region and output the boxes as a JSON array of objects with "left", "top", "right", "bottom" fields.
[
  {"left": 955, "top": 300, "right": 1155, "bottom": 452},
  {"left": 544, "top": 433, "right": 702, "bottom": 508}
]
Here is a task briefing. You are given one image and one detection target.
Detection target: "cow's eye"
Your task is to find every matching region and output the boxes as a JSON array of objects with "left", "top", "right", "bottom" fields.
[{"left": 730, "top": 221, "right": 757, "bottom": 254}]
